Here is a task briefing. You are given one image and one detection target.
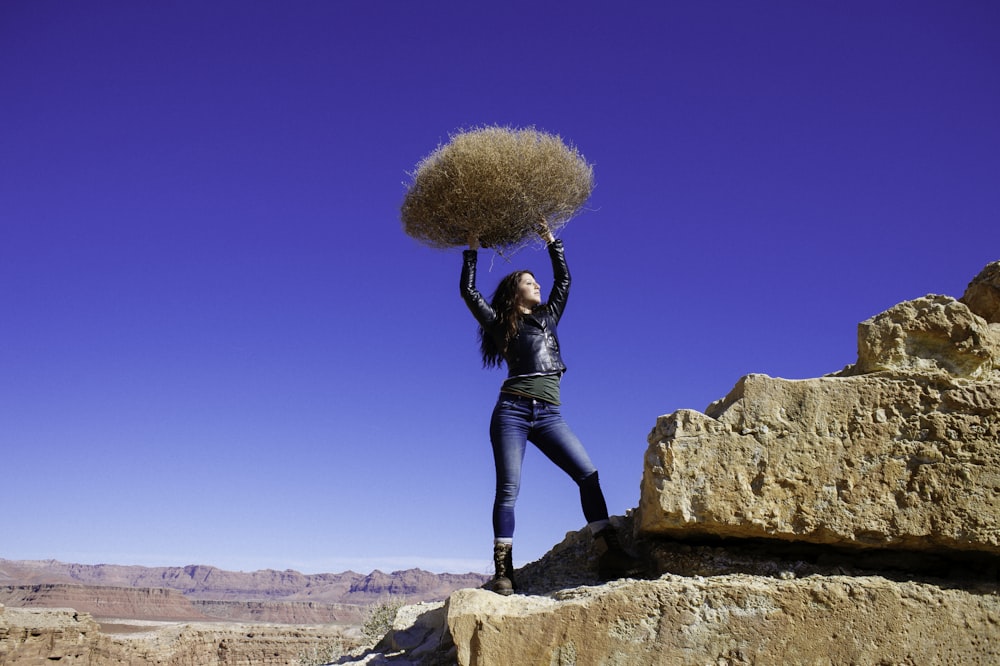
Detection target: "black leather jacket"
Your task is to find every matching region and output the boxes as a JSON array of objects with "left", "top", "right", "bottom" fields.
[{"left": 461, "top": 239, "right": 570, "bottom": 377}]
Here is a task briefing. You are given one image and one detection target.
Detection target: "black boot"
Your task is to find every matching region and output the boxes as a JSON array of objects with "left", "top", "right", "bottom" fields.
[
  {"left": 595, "top": 526, "right": 644, "bottom": 581},
  {"left": 484, "top": 542, "right": 515, "bottom": 596}
]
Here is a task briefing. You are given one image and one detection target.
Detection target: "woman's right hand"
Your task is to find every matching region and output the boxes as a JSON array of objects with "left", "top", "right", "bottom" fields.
[{"left": 538, "top": 216, "right": 555, "bottom": 244}]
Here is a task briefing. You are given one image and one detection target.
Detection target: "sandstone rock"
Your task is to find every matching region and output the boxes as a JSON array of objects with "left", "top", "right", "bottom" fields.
[
  {"left": 363, "top": 602, "right": 454, "bottom": 665},
  {"left": 94, "top": 620, "right": 349, "bottom": 666},
  {"left": 0, "top": 606, "right": 101, "bottom": 665},
  {"left": 341, "top": 519, "right": 998, "bottom": 666},
  {"left": 962, "top": 260, "right": 1000, "bottom": 324},
  {"left": 850, "top": 295, "right": 1000, "bottom": 378},
  {"left": 325, "top": 601, "right": 457, "bottom": 666},
  {"left": 639, "top": 268, "right": 1000, "bottom": 554},
  {"left": 0, "top": 605, "right": 351, "bottom": 666},
  {"left": 638, "top": 372, "right": 1000, "bottom": 553},
  {"left": 445, "top": 576, "right": 999, "bottom": 666}
]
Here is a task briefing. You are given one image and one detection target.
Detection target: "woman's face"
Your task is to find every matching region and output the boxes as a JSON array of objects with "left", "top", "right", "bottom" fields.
[{"left": 515, "top": 272, "right": 541, "bottom": 309}]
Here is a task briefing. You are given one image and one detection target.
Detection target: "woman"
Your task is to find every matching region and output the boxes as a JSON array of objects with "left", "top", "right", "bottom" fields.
[{"left": 460, "top": 224, "right": 641, "bottom": 595}]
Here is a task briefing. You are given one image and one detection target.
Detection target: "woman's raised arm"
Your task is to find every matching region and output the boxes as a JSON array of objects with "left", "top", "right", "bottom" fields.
[{"left": 460, "top": 234, "right": 496, "bottom": 327}]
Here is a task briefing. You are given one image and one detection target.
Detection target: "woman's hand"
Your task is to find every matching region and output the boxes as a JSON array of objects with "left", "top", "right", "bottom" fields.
[{"left": 538, "top": 216, "right": 555, "bottom": 244}]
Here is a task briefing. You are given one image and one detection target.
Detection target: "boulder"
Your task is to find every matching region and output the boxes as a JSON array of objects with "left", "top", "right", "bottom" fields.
[
  {"left": 639, "top": 276, "right": 1000, "bottom": 554},
  {"left": 445, "top": 577, "right": 999, "bottom": 665},
  {"left": 367, "top": 601, "right": 454, "bottom": 665},
  {"left": 850, "top": 295, "right": 999, "bottom": 378},
  {"left": 638, "top": 372, "right": 1000, "bottom": 553},
  {"left": 961, "top": 260, "right": 1000, "bottom": 324}
]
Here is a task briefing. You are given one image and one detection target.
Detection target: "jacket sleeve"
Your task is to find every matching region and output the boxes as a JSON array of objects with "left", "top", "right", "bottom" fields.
[
  {"left": 543, "top": 239, "right": 571, "bottom": 323},
  {"left": 460, "top": 249, "right": 498, "bottom": 327}
]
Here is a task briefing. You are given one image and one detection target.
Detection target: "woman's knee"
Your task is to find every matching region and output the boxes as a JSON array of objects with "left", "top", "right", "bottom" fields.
[{"left": 495, "top": 480, "right": 520, "bottom": 506}]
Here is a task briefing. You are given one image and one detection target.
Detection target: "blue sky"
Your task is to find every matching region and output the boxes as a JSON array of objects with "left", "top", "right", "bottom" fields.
[{"left": 3, "top": 2, "right": 998, "bottom": 575}]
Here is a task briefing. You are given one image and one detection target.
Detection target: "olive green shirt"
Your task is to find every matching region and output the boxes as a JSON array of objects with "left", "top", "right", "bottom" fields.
[{"left": 501, "top": 373, "right": 561, "bottom": 405}]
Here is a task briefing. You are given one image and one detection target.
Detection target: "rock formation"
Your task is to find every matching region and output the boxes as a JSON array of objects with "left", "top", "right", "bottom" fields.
[
  {"left": 445, "top": 574, "right": 996, "bottom": 665},
  {"left": 346, "top": 261, "right": 1000, "bottom": 665},
  {"left": 638, "top": 370, "right": 999, "bottom": 553},
  {"left": 961, "top": 261, "right": 1000, "bottom": 325},
  {"left": 637, "top": 282, "right": 1000, "bottom": 552},
  {"left": 0, "top": 603, "right": 348, "bottom": 666}
]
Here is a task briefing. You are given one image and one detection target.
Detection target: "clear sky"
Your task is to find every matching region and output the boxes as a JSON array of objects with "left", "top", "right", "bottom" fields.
[{"left": 3, "top": 2, "right": 998, "bottom": 576}]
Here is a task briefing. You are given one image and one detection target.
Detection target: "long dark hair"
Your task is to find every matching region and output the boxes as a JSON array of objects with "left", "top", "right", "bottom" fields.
[{"left": 479, "top": 269, "right": 536, "bottom": 368}]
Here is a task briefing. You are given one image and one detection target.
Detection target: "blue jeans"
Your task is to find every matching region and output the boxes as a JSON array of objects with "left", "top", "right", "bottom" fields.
[{"left": 489, "top": 393, "right": 609, "bottom": 539}]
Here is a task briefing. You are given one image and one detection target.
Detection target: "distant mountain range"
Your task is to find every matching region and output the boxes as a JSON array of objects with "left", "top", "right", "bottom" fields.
[{"left": 0, "top": 558, "right": 488, "bottom": 625}]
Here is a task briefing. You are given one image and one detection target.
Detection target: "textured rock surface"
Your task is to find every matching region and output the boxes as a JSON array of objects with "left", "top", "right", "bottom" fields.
[
  {"left": 850, "top": 295, "right": 1000, "bottom": 377},
  {"left": 962, "top": 260, "right": 1000, "bottom": 324},
  {"left": 92, "top": 620, "right": 348, "bottom": 666},
  {"left": 445, "top": 576, "right": 999, "bottom": 666},
  {"left": 0, "top": 604, "right": 99, "bottom": 665},
  {"left": 346, "top": 518, "right": 997, "bottom": 666},
  {"left": 359, "top": 602, "right": 454, "bottom": 666},
  {"left": 638, "top": 372, "right": 1000, "bottom": 553},
  {"left": 0, "top": 603, "right": 350, "bottom": 666}
]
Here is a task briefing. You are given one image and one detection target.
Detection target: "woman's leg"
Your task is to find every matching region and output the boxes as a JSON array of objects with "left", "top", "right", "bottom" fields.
[
  {"left": 485, "top": 396, "right": 532, "bottom": 595},
  {"left": 489, "top": 397, "right": 531, "bottom": 540},
  {"left": 529, "top": 402, "right": 610, "bottom": 524},
  {"left": 531, "top": 401, "right": 644, "bottom": 580}
]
